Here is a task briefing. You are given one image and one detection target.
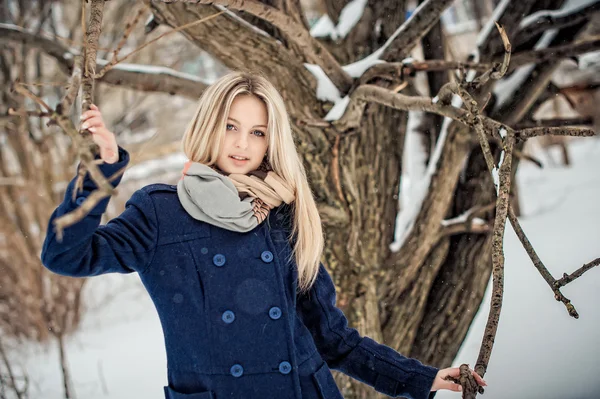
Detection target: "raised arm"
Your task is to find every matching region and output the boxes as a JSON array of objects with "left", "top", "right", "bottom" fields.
[
  {"left": 41, "top": 146, "right": 158, "bottom": 277},
  {"left": 296, "top": 263, "right": 439, "bottom": 399}
]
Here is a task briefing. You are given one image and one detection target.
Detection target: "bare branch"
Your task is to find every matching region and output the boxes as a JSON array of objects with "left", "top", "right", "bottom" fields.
[
  {"left": 506, "top": 208, "right": 579, "bottom": 318},
  {"left": 360, "top": 60, "right": 491, "bottom": 85},
  {"left": 515, "top": 126, "right": 595, "bottom": 141},
  {"left": 515, "top": 117, "right": 593, "bottom": 129},
  {"left": 81, "top": 0, "right": 105, "bottom": 110},
  {"left": 336, "top": 84, "right": 506, "bottom": 135},
  {"left": 555, "top": 258, "right": 600, "bottom": 288},
  {"left": 508, "top": 37, "right": 600, "bottom": 71},
  {"left": 94, "top": 5, "right": 147, "bottom": 78}
]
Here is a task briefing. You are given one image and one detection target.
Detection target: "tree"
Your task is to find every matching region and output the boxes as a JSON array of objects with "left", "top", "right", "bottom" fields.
[{"left": 1, "top": 0, "right": 598, "bottom": 398}]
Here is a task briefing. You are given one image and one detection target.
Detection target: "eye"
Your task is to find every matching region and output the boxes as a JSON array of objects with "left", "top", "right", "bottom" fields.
[
  {"left": 226, "top": 123, "right": 236, "bottom": 131},
  {"left": 252, "top": 130, "right": 265, "bottom": 137}
]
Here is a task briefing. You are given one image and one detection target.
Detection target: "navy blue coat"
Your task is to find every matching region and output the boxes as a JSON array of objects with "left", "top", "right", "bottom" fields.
[{"left": 41, "top": 147, "right": 439, "bottom": 399}]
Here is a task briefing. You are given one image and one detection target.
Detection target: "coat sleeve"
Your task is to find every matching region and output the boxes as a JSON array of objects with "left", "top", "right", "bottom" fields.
[
  {"left": 296, "top": 263, "right": 439, "bottom": 399},
  {"left": 40, "top": 146, "right": 158, "bottom": 277}
]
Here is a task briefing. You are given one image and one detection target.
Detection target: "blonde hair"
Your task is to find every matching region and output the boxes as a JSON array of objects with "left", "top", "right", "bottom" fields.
[{"left": 181, "top": 71, "right": 324, "bottom": 293}]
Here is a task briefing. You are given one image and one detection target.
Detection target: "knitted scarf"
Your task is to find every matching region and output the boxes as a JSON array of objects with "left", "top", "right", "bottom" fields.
[{"left": 177, "top": 161, "right": 295, "bottom": 232}]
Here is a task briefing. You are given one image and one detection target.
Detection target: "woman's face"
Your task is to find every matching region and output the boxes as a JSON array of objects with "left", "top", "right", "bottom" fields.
[{"left": 216, "top": 94, "right": 269, "bottom": 175}]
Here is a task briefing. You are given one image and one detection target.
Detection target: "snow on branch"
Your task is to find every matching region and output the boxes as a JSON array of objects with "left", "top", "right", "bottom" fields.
[
  {"left": 191, "top": 0, "right": 353, "bottom": 93},
  {"left": 513, "top": 1, "right": 600, "bottom": 51},
  {"left": 310, "top": 0, "right": 368, "bottom": 40},
  {"left": 340, "top": 0, "right": 455, "bottom": 78}
]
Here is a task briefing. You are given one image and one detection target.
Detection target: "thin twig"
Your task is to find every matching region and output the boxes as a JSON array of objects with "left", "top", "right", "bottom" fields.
[
  {"left": 555, "top": 258, "right": 600, "bottom": 288},
  {"left": 94, "top": 6, "right": 147, "bottom": 79},
  {"left": 94, "top": 11, "right": 226, "bottom": 79},
  {"left": 515, "top": 126, "right": 595, "bottom": 141}
]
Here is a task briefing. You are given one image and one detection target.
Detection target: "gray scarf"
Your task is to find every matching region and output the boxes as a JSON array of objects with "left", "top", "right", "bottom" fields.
[{"left": 177, "top": 161, "right": 294, "bottom": 232}]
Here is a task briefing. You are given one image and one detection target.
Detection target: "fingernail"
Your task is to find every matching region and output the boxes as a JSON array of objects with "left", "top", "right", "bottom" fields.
[
  {"left": 80, "top": 114, "right": 85, "bottom": 120},
  {"left": 81, "top": 123, "right": 88, "bottom": 129},
  {"left": 89, "top": 127, "right": 96, "bottom": 132}
]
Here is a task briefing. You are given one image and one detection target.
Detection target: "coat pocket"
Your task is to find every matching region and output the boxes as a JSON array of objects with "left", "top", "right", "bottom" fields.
[
  {"left": 312, "top": 362, "right": 344, "bottom": 399},
  {"left": 163, "top": 386, "right": 215, "bottom": 399}
]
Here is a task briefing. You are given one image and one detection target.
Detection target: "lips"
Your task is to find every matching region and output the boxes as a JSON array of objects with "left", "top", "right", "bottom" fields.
[{"left": 230, "top": 155, "right": 249, "bottom": 161}]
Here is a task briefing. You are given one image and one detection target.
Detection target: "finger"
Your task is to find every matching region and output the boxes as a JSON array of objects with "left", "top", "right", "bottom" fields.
[
  {"left": 471, "top": 371, "right": 487, "bottom": 386},
  {"left": 90, "top": 104, "right": 99, "bottom": 110},
  {"left": 440, "top": 380, "right": 462, "bottom": 392},
  {"left": 81, "top": 116, "right": 104, "bottom": 129},
  {"left": 442, "top": 367, "right": 460, "bottom": 378},
  {"left": 81, "top": 110, "right": 101, "bottom": 121}
]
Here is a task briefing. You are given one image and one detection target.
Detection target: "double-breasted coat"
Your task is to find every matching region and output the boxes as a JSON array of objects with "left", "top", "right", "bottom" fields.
[{"left": 41, "top": 147, "right": 439, "bottom": 399}]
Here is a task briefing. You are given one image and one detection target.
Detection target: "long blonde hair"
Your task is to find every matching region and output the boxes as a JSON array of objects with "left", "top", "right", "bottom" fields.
[{"left": 181, "top": 71, "right": 323, "bottom": 293}]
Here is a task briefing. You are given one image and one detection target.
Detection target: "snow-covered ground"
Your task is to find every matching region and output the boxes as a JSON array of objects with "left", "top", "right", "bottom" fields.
[{"left": 15, "top": 137, "right": 600, "bottom": 399}]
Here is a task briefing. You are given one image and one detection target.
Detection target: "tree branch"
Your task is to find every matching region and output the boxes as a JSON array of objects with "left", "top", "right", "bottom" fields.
[
  {"left": 0, "top": 23, "right": 209, "bottom": 98},
  {"left": 514, "top": 116, "right": 593, "bottom": 129},
  {"left": 192, "top": 0, "right": 352, "bottom": 93},
  {"left": 555, "top": 258, "right": 600, "bottom": 288},
  {"left": 381, "top": 0, "right": 455, "bottom": 61},
  {"left": 513, "top": 2, "right": 600, "bottom": 50},
  {"left": 515, "top": 126, "right": 595, "bottom": 141},
  {"left": 508, "top": 37, "right": 600, "bottom": 71}
]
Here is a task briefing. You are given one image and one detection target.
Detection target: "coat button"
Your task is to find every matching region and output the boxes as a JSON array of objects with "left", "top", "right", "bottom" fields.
[
  {"left": 201, "top": 247, "right": 208, "bottom": 255},
  {"left": 269, "top": 307, "right": 282, "bottom": 320},
  {"left": 75, "top": 197, "right": 86, "bottom": 205},
  {"left": 213, "top": 254, "right": 226, "bottom": 267},
  {"left": 261, "top": 251, "right": 273, "bottom": 263},
  {"left": 222, "top": 310, "right": 235, "bottom": 323},
  {"left": 278, "top": 361, "right": 291, "bottom": 375},
  {"left": 230, "top": 364, "right": 244, "bottom": 377}
]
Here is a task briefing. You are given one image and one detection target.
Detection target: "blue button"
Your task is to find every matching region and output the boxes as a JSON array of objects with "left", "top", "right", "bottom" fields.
[
  {"left": 213, "top": 254, "right": 226, "bottom": 267},
  {"left": 261, "top": 251, "right": 273, "bottom": 263},
  {"left": 222, "top": 310, "right": 235, "bottom": 324},
  {"left": 278, "top": 361, "right": 291, "bottom": 375},
  {"left": 201, "top": 247, "right": 208, "bottom": 255},
  {"left": 230, "top": 364, "right": 243, "bottom": 377},
  {"left": 269, "top": 307, "right": 282, "bottom": 320},
  {"left": 75, "top": 197, "right": 86, "bottom": 205}
]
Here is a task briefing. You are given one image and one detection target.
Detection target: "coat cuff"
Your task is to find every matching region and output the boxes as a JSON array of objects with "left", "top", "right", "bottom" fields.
[
  {"left": 357, "top": 337, "right": 439, "bottom": 399},
  {"left": 65, "top": 146, "right": 130, "bottom": 215}
]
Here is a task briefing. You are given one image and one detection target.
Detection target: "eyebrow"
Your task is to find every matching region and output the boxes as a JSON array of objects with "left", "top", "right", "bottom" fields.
[{"left": 227, "top": 117, "right": 267, "bottom": 129}]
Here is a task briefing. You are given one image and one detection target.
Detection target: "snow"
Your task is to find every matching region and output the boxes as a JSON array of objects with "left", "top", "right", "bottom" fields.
[
  {"left": 519, "top": 0, "right": 599, "bottom": 29},
  {"left": 390, "top": 100, "right": 458, "bottom": 252},
  {"left": 578, "top": 50, "right": 600, "bottom": 70},
  {"left": 437, "top": 138, "right": 600, "bottom": 398},
  {"left": 476, "top": 0, "right": 511, "bottom": 48},
  {"left": 96, "top": 60, "right": 214, "bottom": 84},
  {"left": 324, "top": 95, "right": 350, "bottom": 121},
  {"left": 213, "top": 5, "right": 275, "bottom": 41},
  {"left": 303, "top": 63, "right": 351, "bottom": 121},
  {"left": 399, "top": 111, "right": 429, "bottom": 212},
  {"left": 9, "top": 137, "right": 600, "bottom": 399},
  {"left": 309, "top": 0, "right": 368, "bottom": 40},
  {"left": 303, "top": 63, "right": 342, "bottom": 103}
]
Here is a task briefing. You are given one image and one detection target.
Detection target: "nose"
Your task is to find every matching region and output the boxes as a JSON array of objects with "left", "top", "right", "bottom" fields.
[{"left": 234, "top": 131, "right": 248, "bottom": 149}]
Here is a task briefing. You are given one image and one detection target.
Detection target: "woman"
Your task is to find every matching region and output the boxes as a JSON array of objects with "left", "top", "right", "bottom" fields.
[{"left": 41, "top": 71, "right": 485, "bottom": 399}]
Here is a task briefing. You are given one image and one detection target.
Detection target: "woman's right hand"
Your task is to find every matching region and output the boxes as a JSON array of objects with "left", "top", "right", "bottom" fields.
[{"left": 81, "top": 104, "right": 119, "bottom": 164}]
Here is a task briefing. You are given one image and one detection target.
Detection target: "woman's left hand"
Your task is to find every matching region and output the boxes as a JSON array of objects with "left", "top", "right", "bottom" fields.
[{"left": 430, "top": 367, "right": 487, "bottom": 392}]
